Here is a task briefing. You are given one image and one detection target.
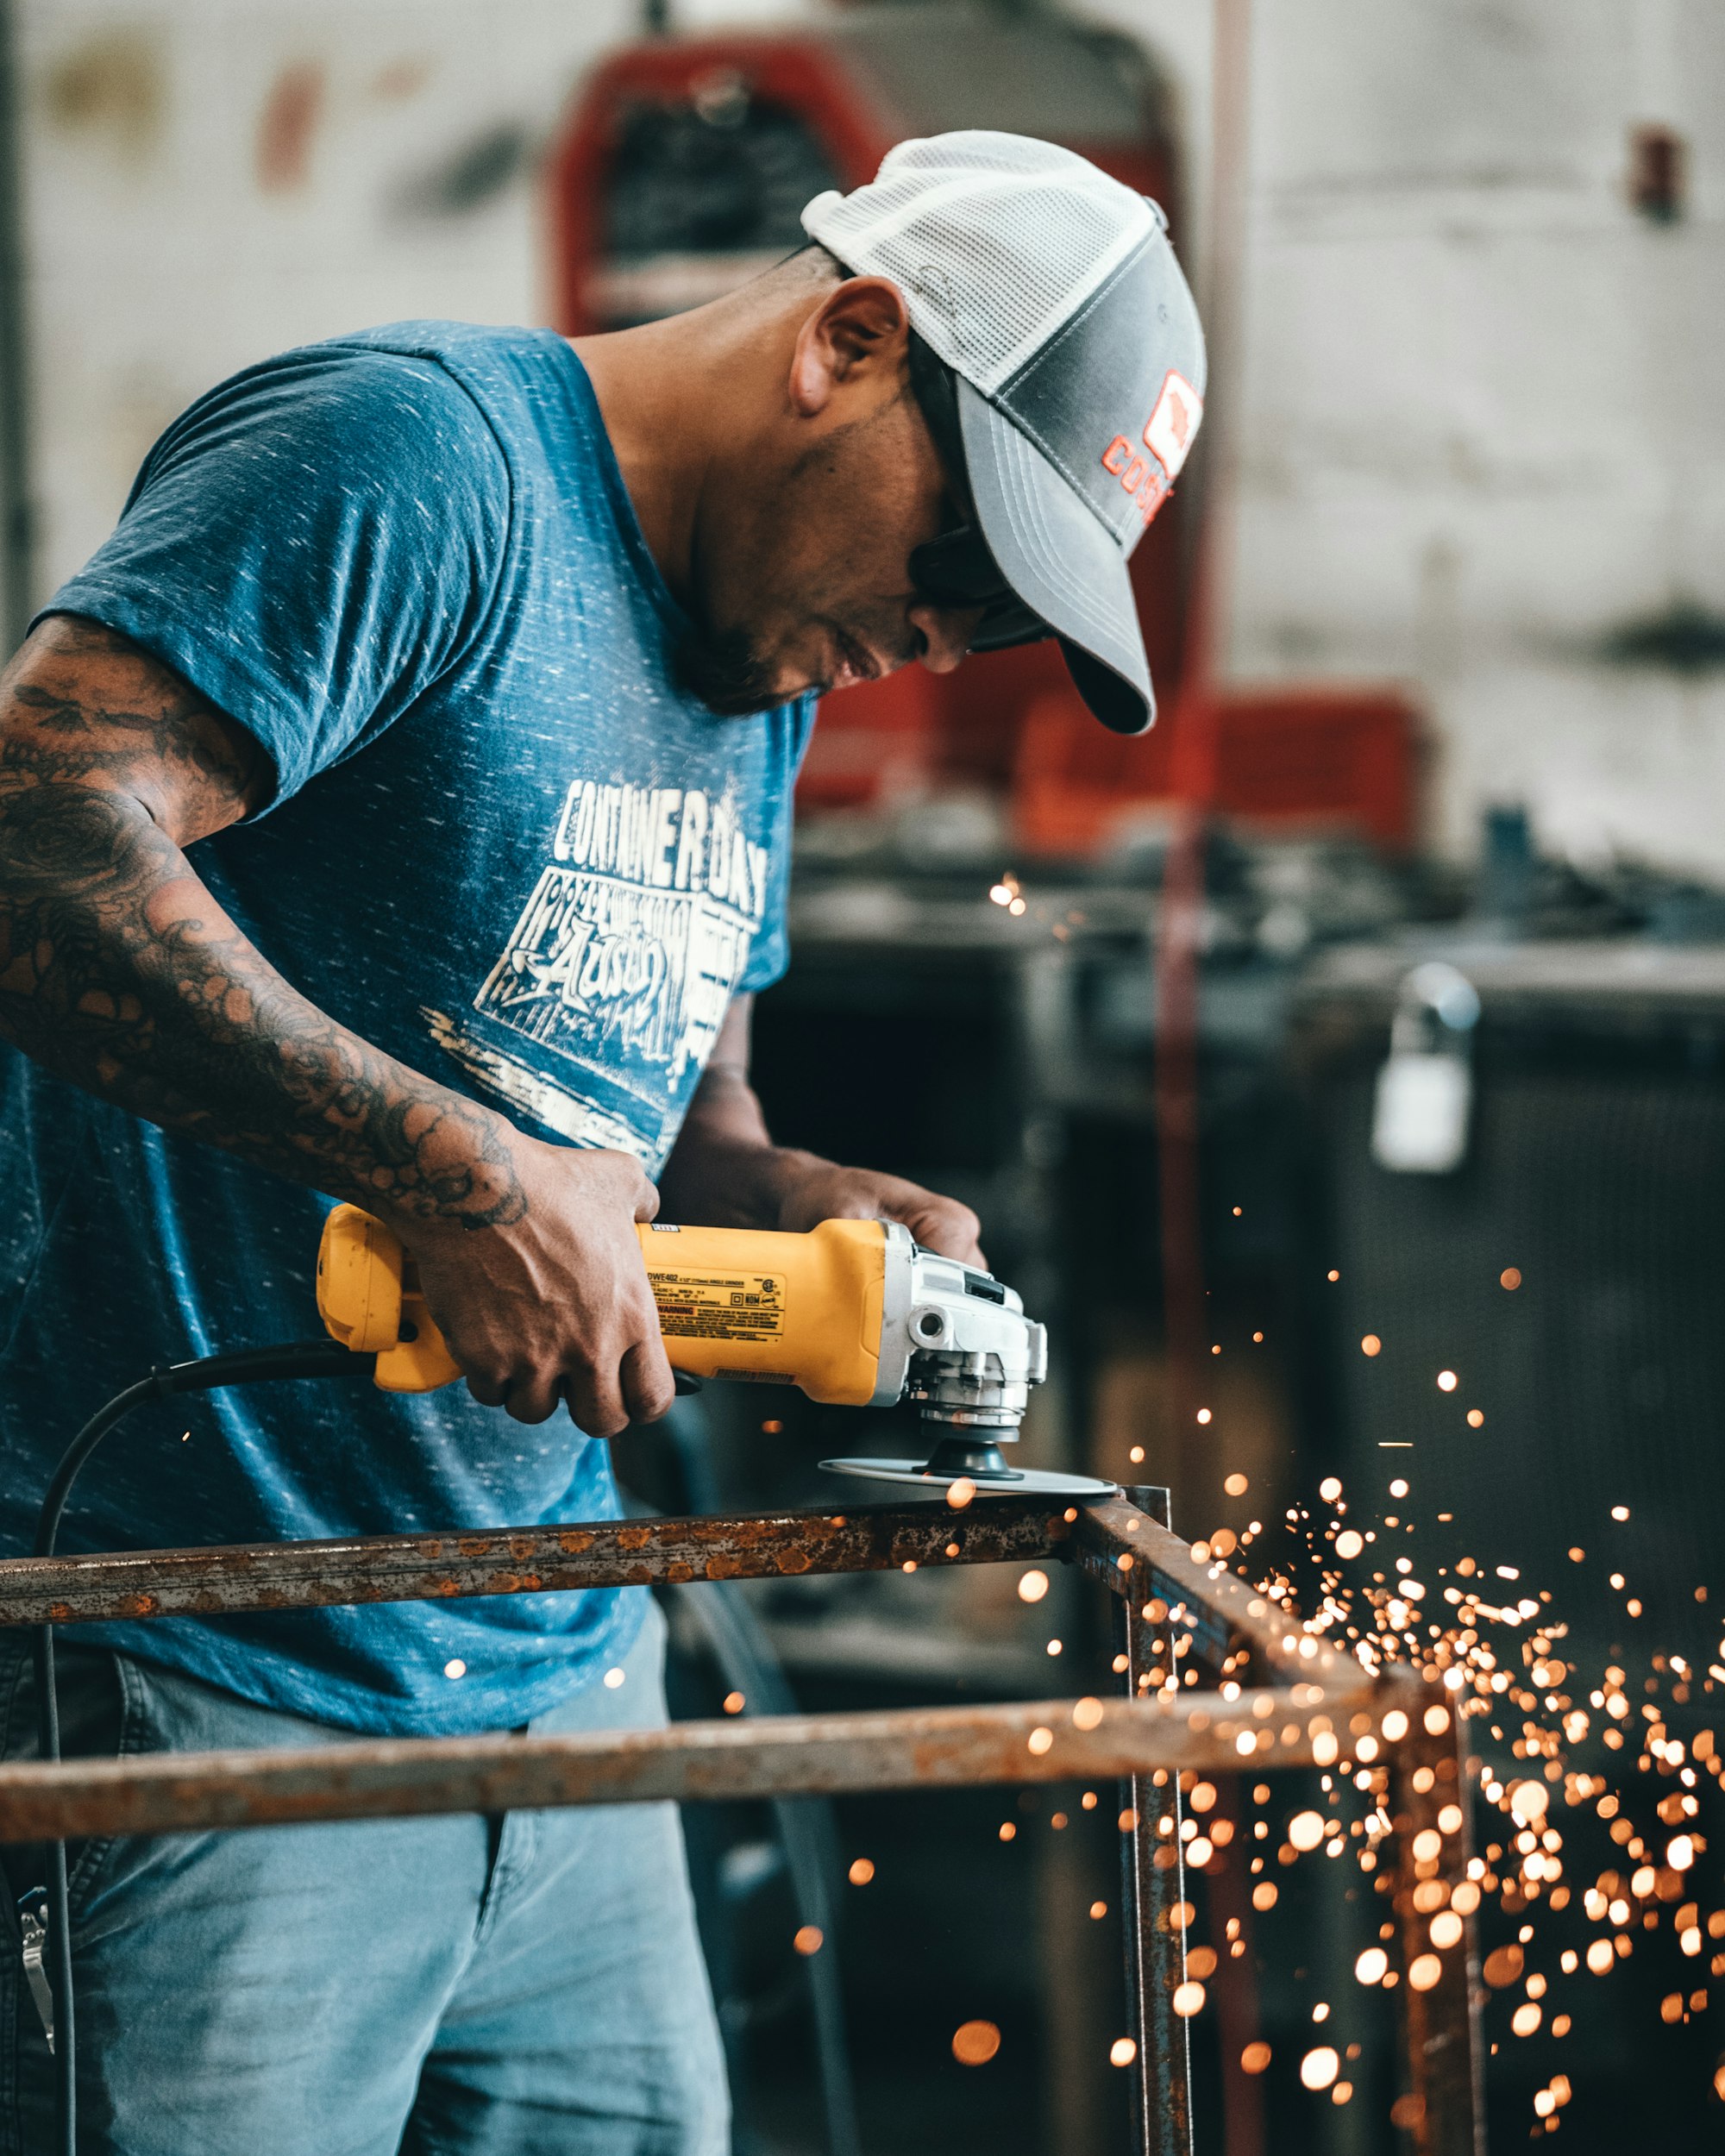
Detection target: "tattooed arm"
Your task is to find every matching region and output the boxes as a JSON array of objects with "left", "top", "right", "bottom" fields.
[
  {"left": 0, "top": 616, "right": 675, "bottom": 1432},
  {"left": 657, "top": 993, "right": 984, "bottom": 1263}
]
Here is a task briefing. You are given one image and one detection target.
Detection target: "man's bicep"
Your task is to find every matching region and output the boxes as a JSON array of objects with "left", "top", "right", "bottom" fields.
[{"left": 0, "top": 615, "right": 274, "bottom": 845}]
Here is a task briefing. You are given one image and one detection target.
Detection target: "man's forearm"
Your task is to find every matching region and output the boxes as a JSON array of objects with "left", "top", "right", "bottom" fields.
[
  {"left": 0, "top": 779, "right": 524, "bottom": 1227},
  {"left": 654, "top": 1062, "right": 819, "bottom": 1229},
  {"left": 658, "top": 1032, "right": 985, "bottom": 1263}
]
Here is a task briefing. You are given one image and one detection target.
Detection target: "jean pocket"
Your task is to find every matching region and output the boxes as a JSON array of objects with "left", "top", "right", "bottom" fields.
[
  {"left": 60, "top": 1645, "right": 135, "bottom": 1921},
  {"left": 0, "top": 1635, "right": 129, "bottom": 1928}
]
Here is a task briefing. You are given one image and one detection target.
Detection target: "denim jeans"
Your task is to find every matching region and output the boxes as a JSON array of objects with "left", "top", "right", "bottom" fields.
[{"left": 0, "top": 1600, "right": 728, "bottom": 2154}]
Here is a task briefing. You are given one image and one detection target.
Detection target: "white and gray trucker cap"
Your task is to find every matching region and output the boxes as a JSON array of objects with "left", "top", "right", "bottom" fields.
[{"left": 802, "top": 130, "right": 1207, "bottom": 736}]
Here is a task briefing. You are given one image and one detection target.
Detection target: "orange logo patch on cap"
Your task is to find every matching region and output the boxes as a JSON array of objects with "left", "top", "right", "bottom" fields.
[
  {"left": 1100, "top": 434, "right": 1171, "bottom": 528},
  {"left": 1143, "top": 371, "right": 1202, "bottom": 480},
  {"left": 1100, "top": 369, "right": 1201, "bottom": 530}
]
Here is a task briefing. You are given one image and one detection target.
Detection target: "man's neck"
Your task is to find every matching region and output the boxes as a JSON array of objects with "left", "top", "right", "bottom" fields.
[{"left": 571, "top": 308, "right": 772, "bottom": 611}]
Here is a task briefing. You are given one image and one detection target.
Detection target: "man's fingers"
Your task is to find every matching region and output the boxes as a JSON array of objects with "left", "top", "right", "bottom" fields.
[
  {"left": 465, "top": 1370, "right": 510, "bottom": 1409},
  {"left": 621, "top": 1338, "right": 678, "bottom": 1426},
  {"left": 564, "top": 1332, "right": 673, "bottom": 1434},
  {"left": 501, "top": 1369, "right": 563, "bottom": 1426},
  {"left": 561, "top": 1360, "right": 630, "bottom": 1440},
  {"left": 898, "top": 1198, "right": 985, "bottom": 1266},
  {"left": 781, "top": 1167, "right": 988, "bottom": 1266}
]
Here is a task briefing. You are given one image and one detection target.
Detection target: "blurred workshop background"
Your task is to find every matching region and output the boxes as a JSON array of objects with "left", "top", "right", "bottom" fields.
[{"left": 9, "top": 1, "right": 1724, "bottom": 2152}]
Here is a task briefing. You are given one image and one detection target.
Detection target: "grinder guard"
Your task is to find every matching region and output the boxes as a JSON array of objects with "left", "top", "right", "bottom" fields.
[{"left": 819, "top": 1225, "right": 1114, "bottom": 1498}]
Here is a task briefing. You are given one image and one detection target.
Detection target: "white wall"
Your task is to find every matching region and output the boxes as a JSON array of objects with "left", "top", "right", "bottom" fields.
[
  {"left": 1102, "top": 0, "right": 1725, "bottom": 877},
  {"left": 21, "top": 0, "right": 646, "bottom": 593},
  {"left": 20, "top": 0, "right": 1725, "bottom": 876}
]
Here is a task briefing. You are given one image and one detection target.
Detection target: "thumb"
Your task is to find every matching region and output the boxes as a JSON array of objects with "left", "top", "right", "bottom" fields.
[{"left": 898, "top": 1199, "right": 985, "bottom": 1268}]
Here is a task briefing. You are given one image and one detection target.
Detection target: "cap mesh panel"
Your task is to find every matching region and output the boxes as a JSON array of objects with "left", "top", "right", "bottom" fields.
[{"left": 803, "top": 131, "right": 1154, "bottom": 396}]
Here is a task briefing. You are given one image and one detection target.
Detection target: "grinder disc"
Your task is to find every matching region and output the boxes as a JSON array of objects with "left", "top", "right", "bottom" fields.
[{"left": 820, "top": 1456, "right": 1117, "bottom": 1498}]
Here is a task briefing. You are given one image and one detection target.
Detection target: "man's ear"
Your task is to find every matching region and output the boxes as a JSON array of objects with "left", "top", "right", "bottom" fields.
[{"left": 787, "top": 276, "right": 911, "bottom": 418}]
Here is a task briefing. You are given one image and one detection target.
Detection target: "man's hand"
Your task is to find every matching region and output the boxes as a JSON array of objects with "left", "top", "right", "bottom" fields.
[
  {"left": 392, "top": 1143, "right": 677, "bottom": 1436},
  {"left": 771, "top": 1159, "right": 984, "bottom": 1268}
]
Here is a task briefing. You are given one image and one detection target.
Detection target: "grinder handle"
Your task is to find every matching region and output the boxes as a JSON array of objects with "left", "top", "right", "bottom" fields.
[
  {"left": 315, "top": 1206, "right": 709, "bottom": 1399},
  {"left": 317, "top": 1204, "right": 889, "bottom": 1404},
  {"left": 317, "top": 1204, "right": 463, "bottom": 1393}
]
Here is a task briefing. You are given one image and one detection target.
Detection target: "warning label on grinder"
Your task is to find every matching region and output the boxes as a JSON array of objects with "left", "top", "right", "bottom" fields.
[{"left": 648, "top": 1270, "right": 785, "bottom": 1342}]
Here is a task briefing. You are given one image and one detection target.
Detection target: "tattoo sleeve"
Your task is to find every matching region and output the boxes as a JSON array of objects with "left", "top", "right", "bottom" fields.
[{"left": 0, "top": 616, "right": 524, "bottom": 1226}]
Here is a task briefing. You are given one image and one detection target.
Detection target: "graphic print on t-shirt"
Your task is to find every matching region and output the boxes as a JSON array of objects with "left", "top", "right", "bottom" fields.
[{"left": 424, "top": 774, "right": 771, "bottom": 1164}]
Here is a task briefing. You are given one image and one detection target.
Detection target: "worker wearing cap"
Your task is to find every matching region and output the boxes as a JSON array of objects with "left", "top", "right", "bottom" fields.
[{"left": 0, "top": 134, "right": 1202, "bottom": 2151}]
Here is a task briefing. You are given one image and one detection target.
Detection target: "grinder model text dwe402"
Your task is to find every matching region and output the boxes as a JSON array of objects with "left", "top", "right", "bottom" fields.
[{"left": 316, "top": 1205, "right": 1113, "bottom": 1497}]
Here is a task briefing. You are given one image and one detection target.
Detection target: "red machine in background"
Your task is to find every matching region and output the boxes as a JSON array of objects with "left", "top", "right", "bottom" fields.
[{"left": 546, "top": 9, "right": 1418, "bottom": 854}]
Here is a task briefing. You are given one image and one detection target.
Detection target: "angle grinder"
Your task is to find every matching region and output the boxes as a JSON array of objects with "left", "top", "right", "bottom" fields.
[{"left": 316, "top": 1206, "right": 1113, "bottom": 1498}]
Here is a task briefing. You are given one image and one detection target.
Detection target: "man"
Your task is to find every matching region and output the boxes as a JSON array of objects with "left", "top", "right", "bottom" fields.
[{"left": 0, "top": 132, "right": 1202, "bottom": 2152}]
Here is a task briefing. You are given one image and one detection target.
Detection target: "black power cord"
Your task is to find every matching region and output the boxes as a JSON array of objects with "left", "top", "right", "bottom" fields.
[{"left": 31, "top": 1340, "right": 374, "bottom": 2156}]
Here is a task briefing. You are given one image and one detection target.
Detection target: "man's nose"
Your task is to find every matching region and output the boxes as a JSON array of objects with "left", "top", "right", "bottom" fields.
[{"left": 909, "top": 602, "right": 982, "bottom": 674}]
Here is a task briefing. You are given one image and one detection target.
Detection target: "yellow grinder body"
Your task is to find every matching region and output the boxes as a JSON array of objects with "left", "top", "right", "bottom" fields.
[{"left": 316, "top": 1203, "right": 889, "bottom": 1403}]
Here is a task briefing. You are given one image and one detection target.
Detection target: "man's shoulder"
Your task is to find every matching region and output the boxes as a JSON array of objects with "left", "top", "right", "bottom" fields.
[
  {"left": 182, "top": 322, "right": 570, "bottom": 446},
  {"left": 136, "top": 323, "right": 572, "bottom": 512},
  {"left": 312, "top": 320, "right": 578, "bottom": 423},
  {"left": 247, "top": 321, "right": 586, "bottom": 479},
  {"left": 318, "top": 318, "right": 565, "bottom": 374}
]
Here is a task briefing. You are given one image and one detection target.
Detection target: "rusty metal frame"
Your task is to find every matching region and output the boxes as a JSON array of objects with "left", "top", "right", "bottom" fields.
[{"left": 0, "top": 1488, "right": 1484, "bottom": 2153}]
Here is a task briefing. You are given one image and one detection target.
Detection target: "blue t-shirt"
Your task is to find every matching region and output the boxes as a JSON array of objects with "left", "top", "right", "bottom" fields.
[{"left": 0, "top": 322, "right": 815, "bottom": 1733}]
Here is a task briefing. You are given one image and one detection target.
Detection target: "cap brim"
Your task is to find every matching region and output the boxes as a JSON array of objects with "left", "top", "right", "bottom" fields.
[{"left": 957, "top": 378, "right": 1154, "bottom": 735}]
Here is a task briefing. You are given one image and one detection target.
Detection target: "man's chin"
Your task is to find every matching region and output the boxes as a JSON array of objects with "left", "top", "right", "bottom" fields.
[{"left": 674, "top": 624, "right": 805, "bottom": 718}]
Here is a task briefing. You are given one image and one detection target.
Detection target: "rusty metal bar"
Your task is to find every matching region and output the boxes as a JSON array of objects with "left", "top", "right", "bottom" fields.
[
  {"left": 0, "top": 1685, "right": 1375, "bottom": 1846},
  {"left": 1207, "top": 1778, "right": 1264, "bottom": 2156},
  {"left": 1155, "top": 1501, "right": 1265, "bottom": 2156},
  {"left": 1113, "top": 1487, "right": 1193, "bottom": 2156},
  {"left": 1074, "top": 1495, "right": 1354, "bottom": 1691},
  {"left": 1388, "top": 1684, "right": 1487, "bottom": 2156},
  {"left": 0, "top": 1497, "right": 1073, "bottom": 1631}
]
